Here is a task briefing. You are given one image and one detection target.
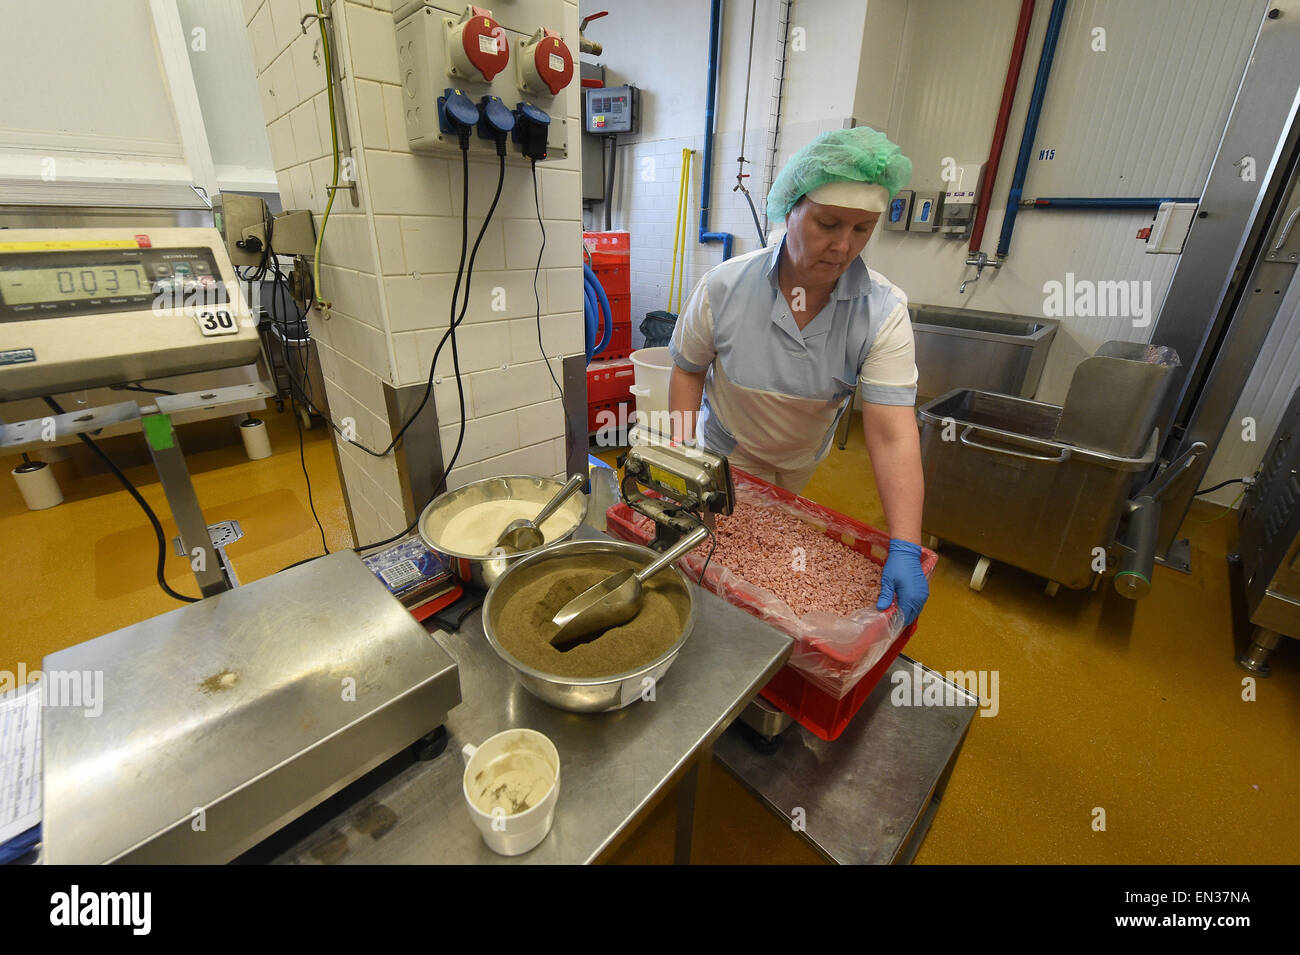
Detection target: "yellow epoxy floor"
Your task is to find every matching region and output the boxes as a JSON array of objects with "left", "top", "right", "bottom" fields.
[{"left": 4, "top": 408, "right": 1297, "bottom": 863}]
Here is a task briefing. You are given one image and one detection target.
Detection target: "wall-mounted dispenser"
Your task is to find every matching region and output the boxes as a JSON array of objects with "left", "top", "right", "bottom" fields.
[
  {"left": 885, "top": 189, "right": 914, "bottom": 231},
  {"left": 910, "top": 191, "right": 942, "bottom": 232},
  {"left": 939, "top": 162, "right": 984, "bottom": 238}
]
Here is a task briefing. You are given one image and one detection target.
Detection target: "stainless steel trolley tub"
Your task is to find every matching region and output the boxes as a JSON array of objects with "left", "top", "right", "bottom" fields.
[{"left": 916, "top": 341, "right": 1201, "bottom": 598}]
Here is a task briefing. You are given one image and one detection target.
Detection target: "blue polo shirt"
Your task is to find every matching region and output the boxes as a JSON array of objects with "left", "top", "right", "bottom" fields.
[{"left": 668, "top": 235, "right": 917, "bottom": 472}]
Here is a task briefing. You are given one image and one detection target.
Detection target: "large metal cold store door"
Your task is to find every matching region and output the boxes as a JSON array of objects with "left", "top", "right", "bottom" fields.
[{"left": 1147, "top": 1, "right": 1300, "bottom": 565}]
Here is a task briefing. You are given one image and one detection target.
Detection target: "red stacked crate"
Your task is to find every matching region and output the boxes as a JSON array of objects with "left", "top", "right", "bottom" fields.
[
  {"left": 584, "top": 232, "right": 635, "bottom": 429},
  {"left": 584, "top": 231, "right": 633, "bottom": 362}
]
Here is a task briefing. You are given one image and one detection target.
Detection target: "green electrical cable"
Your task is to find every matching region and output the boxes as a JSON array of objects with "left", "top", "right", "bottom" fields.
[{"left": 313, "top": 0, "right": 341, "bottom": 310}]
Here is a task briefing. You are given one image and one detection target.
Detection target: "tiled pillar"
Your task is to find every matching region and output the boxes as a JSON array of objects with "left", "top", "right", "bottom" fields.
[{"left": 241, "top": 0, "right": 585, "bottom": 545}]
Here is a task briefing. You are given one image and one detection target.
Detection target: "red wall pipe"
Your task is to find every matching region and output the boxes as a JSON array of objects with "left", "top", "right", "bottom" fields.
[{"left": 969, "top": 0, "right": 1036, "bottom": 255}]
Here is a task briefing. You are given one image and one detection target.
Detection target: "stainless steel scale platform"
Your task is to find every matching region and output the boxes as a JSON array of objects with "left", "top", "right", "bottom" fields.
[{"left": 41, "top": 551, "right": 461, "bottom": 864}]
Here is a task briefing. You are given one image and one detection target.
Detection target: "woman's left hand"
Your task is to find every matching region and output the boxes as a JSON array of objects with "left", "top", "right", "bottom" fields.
[{"left": 876, "top": 539, "right": 929, "bottom": 626}]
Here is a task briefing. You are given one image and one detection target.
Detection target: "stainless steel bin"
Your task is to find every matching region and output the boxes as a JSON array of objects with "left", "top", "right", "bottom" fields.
[
  {"left": 911, "top": 306, "right": 1059, "bottom": 403},
  {"left": 918, "top": 389, "right": 1157, "bottom": 590}
]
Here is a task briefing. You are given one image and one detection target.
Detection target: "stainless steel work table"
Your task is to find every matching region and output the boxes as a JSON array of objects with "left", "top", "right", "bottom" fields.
[
  {"left": 714, "top": 656, "right": 978, "bottom": 864},
  {"left": 265, "top": 529, "right": 976, "bottom": 866},
  {"left": 269, "top": 530, "right": 795, "bottom": 864}
]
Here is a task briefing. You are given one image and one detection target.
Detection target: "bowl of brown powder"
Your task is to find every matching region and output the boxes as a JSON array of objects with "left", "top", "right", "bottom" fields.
[{"left": 482, "top": 539, "right": 697, "bottom": 712}]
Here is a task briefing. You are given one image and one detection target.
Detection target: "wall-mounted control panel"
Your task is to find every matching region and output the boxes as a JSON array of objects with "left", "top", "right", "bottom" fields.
[
  {"left": 584, "top": 85, "right": 638, "bottom": 135},
  {"left": 394, "top": 3, "right": 573, "bottom": 160}
]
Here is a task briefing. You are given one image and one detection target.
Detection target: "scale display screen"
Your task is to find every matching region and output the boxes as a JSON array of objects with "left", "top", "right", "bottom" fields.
[
  {"left": 0, "top": 246, "right": 225, "bottom": 321},
  {"left": 0, "top": 264, "right": 150, "bottom": 304}
]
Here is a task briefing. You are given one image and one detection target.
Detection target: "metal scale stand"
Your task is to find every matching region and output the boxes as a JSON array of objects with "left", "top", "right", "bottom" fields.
[{"left": 618, "top": 428, "right": 794, "bottom": 744}]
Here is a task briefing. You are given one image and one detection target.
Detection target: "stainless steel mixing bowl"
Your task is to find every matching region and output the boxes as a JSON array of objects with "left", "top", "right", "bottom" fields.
[
  {"left": 482, "top": 539, "right": 697, "bottom": 712},
  {"left": 418, "top": 475, "right": 588, "bottom": 589}
]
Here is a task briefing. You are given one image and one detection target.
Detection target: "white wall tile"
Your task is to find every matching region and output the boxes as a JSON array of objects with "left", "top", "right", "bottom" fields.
[
  {"left": 539, "top": 167, "right": 581, "bottom": 220},
  {"left": 346, "top": 2, "right": 400, "bottom": 84},
  {"left": 374, "top": 215, "right": 405, "bottom": 273},
  {"left": 469, "top": 359, "right": 561, "bottom": 416},
  {"left": 440, "top": 408, "right": 519, "bottom": 465},
  {"left": 249, "top": 3, "right": 276, "bottom": 73},
  {"left": 381, "top": 83, "right": 408, "bottom": 152},
  {"left": 544, "top": 267, "right": 583, "bottom": 314},
  {"left": 504, "top": 218, "right": 579, "bottom": 270},
  {"left": 267, "top": 117, "right": 296, "bottom": 169},
  {"left": 400, "top": 216, "right": 504, "bottom": 273},
  {"left": 268, "top": 53, "right": 299, "bottom": 121},
  {"left": 365, "top": 151, "right": 451, "bottom": 215},
  {"left": 515, "top": 398, "right": 565, "bottom": 443},
  {"left": 268, "top": 0, "right": 302, "bottom": 58},
  {"left": 354, "top": 79, "right": 388, "bottom": 149},
  {"left": 289, "top": 101, "right": 323, "bottom": 162},
  {"left": 290, "top": 32, "right": 326, "bottom": 101}
]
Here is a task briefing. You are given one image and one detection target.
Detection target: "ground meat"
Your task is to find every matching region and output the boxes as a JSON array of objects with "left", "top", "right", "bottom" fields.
[{"left": 698, "top": 497, "right": 883, "bottom": 617}]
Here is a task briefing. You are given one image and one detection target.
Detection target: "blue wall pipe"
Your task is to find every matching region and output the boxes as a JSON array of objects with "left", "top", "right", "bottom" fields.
[
  {"left": 584, "top": 263, "right": 612, "bottom": 358},
  {"left": 698, "top": 0, "right": 734, "bottom": 260},
  {"left": 1027, "top": 196, "right": 1200, "bottom": 210},
  {"left": 996, "top": 0, "right": 1069, "bottom": 259},
  {"left": 583, "top": 280, "right": 598, "bottom": 361}
]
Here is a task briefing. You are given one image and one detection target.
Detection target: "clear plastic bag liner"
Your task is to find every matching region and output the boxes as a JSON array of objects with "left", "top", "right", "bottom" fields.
[{"left": 614, "top": 479, "right": 921, "bottom": 700}]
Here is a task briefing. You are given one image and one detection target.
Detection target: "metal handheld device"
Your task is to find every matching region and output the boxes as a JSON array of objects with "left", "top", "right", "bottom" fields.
[
  {"left": 620, "top": 428, "right": 735, "bottom": 550},
  {"left": 0, "top": 227, "right": 261, "bottom": 400}
]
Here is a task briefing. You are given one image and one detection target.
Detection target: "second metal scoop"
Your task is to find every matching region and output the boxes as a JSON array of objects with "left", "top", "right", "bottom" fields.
[
  {"left": 549, "top": 525, "right": 709, "bottom": 649},
  {"left": 494, "top": 474, "right": 585, "bottom": 553}
]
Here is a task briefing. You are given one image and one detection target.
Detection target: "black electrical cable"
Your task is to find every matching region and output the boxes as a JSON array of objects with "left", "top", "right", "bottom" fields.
[
  {"left": 267, "top": 251, "right": 329, "bottom": 558},
  {"left": 355, "top": 146, "right": 498, "bottom": 553},
  {"left": 686, "top": 509, "right": 718, "bottom": 585},
  {"left": 110, "top": 382, "right": 177, "bottom": 396},
  {"left": 604, "top": 134, "right": 616, "bottom": 231},
  {"left": 531, "top": 158, "right": 563, "bottom": 396},
  {"left": 41, "top": 395, "right": 199, "bottom": 604},
  {"left": 1195, "top": 477, "right": 1247, "bottom": 496}
]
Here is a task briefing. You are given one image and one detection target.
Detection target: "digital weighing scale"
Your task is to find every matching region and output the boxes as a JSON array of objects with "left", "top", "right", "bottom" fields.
[{"left": 0, "top": 227, "right": 262, "bottom": 400}]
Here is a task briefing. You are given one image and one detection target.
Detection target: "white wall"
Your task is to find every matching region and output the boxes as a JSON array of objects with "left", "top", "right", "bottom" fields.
[
  {"left": 584, "top": 0, "right": 868, "bottom": 345},
  {"left": 867, "top": 0, "right": 1265, "bottom": 404},
  {"left": 0, "top": 1, "right": 187, "bottom": 187},
  {"left": 179, "top": 0, "right": 277, "bottom": 191},
  {"left": 242, "top": 0, "right": 585, "bottom": 545}
]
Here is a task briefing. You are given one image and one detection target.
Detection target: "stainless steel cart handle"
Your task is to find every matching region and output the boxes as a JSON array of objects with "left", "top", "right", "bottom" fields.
[{"left": 959, "top": 426, "right": 1072, "bottom": 463}]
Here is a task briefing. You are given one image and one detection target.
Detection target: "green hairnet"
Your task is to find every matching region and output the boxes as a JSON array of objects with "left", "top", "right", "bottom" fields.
[{"left": 766, "top": 126, "right": 912, "bottom": 223}]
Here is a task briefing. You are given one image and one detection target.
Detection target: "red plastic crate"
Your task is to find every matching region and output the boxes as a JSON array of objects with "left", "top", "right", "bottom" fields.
[
  {"left": 587, "top": 397, "right": 634, "bottom": 433},
  {"left": 605, "top": 470, "right": 938, "bottom": 741},
  {"left": 591, "top": 262, "right": 629, "bottom": 296},
  {"left": 605, "top": 292, "right": 630, "bottom": 325},
  {"left": 583, "top": 230, "right": 630, "bottom": 269},
  {"left": 586, "top": 358, "right": 634, "bottom": 402}
]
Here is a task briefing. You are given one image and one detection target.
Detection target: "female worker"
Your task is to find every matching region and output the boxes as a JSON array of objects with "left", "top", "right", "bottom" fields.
[{"left": 667, "top": 126, "right": 929, "bottom": 625}]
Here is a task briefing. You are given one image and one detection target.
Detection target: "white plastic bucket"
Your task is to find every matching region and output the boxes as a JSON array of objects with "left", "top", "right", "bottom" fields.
[{"left": 629, "top": 347, "right": 673, "bottom": 433}]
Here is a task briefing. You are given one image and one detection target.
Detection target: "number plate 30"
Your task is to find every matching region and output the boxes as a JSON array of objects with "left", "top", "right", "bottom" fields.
[{"left": 195, "top": 307, "right": 239, "bottom": 337}]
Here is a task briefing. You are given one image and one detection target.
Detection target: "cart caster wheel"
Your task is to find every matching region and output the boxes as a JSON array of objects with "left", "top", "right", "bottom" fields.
[
  {"left": 1044, "top": 581, "right": 1059, "bottom": 597},
  {"left": 970, "top": 556, "right": 991, "bottom": 592},
  {"left": 275, "top": 398, "right": 285, "bottom": 413},
  {"left": 924, "top": 534, "right": 941, "bottom": 551}
]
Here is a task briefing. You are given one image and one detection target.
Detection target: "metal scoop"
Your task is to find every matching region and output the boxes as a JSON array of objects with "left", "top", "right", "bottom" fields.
[
  {"left": 494, "top": 474, "right": 586, "bottom": 554},
  {"left": 549, "top": 525, "right": 709, "bottom": 649}
]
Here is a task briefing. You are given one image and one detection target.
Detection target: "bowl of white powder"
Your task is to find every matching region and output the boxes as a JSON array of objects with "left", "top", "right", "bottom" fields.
[{"left": 418, "top": 474, "right": 589, "bottom": 588}]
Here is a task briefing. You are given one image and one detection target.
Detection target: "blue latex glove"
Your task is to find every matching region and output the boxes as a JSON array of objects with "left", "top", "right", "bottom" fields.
[{"left": 876, "top": 539, "right": 928, "bottom": 626}]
